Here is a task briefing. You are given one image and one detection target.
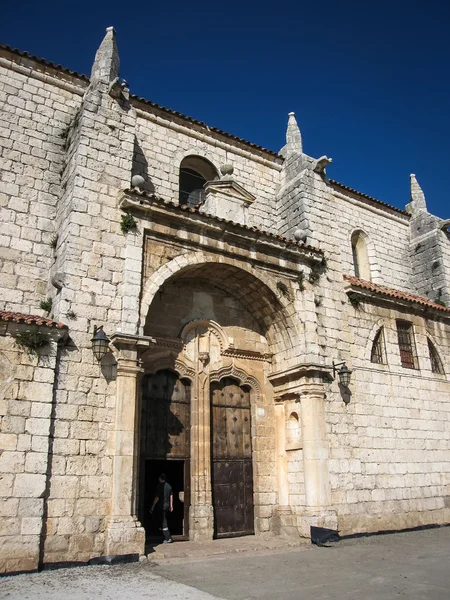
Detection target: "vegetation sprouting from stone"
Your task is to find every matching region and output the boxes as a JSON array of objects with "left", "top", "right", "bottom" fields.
[
  {"left": 349, "top": 294, "right": 362, "bottom": 309},
  {"left": 50, "top": 234, "right": 58, "bottom": 249},
  {"left": 15, "top": 331, "right": 50, "bottom": 356},
  {"left": 276, "top": 281, "right": 291, "bottom": 300},
  {"left": 297, "top": 272, "right": 305, "bottom": 291},
  {"left": 40, "top": 298, "right": 52, "bottom": 313},
  {"left": 121, "top": 213, "right": 137, "bottom": 233}
]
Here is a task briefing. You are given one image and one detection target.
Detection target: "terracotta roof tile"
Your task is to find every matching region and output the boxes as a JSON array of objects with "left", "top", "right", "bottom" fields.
[
  {"left": 344, "top": 275, "right": 450, "bottom": 313},
  {"left": 0, "top": 311, "right": 68, "bottom": 329},
  {"left": 123, "top": 188, "right": 323, "bottom": 255}
]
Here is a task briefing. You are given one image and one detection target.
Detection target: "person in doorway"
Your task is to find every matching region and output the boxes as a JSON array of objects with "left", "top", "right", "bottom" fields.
[{"left": 150, "top": 473, "right": 174, "bottom": 543}]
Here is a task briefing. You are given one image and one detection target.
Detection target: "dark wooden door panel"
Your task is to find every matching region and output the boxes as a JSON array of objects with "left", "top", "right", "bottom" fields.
[
  {"left": 211, "top": 378, "right": 254, "bottom": 538},
  {"left": 141, "top": 370, "right": 190, "bottom": 459},
  {"left": 213, "top": 459, "right": 254, "bottom": 537}
]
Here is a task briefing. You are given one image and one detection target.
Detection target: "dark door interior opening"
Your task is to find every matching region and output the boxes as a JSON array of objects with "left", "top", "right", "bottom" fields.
[{"left": 143, "top": 459, "right": 188, "bottom": 540}]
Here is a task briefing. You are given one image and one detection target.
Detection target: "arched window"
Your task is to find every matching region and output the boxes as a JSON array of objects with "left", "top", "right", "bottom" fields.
[
  {"left": 427, "top": 339, "right": 444, "bottom": 374},
  {"left": 179, "top": 156, "right": 219, "bottom": 207},
  {"left": 351, "top": 230, "right": 371, "bottom": 281},
  {"left": 371, "top": 327, "right": 386, "bottom": 364}
]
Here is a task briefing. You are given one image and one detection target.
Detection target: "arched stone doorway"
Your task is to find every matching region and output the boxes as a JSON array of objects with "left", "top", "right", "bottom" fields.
[{"left": 138, "top": 261, "right": 294, "bottom": 541}]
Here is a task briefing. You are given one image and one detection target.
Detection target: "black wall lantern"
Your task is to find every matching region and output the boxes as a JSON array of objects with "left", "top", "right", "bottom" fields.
[
  {"left": 332, "top": 361, "right": 352, "bottom": 387},
  {"left": 91, "top": 325, "right": 110, "bottom": 361}
]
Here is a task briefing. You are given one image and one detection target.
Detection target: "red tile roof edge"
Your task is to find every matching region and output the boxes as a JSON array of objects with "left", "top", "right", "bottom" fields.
[
  {"left": 343, "top": 275, "right": 450, "bottom": 313},
  {"left": 123, "top": 188, "right": 324, "bottom": 255},
  {"left": 0, "top": 311, "right": 68, "bottom": 329}
]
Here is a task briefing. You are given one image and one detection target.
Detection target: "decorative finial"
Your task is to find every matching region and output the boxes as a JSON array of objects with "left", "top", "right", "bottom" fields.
[
  {"left": 409, "top": 173, "right": 427, "bottom": 213},
  {"left": 90, "top": 26, "right": 120, "bottom": 85},
  {"left": 279, "top": 112, "right": 302, "bottom": 157},
  {"left": 220, "top": 164, "right": 234, "bottom": 179}
]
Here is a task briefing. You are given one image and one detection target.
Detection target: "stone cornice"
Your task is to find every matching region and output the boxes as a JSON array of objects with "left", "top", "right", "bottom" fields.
[
  {"left": 269, "top": 362, "right": 332, "bottom": 401},
  {"left": 119, "top": 190, "right": 323, "bottom": 270},
  {"left": 109, "top": 332, "right": 156, "bottom": 348}
]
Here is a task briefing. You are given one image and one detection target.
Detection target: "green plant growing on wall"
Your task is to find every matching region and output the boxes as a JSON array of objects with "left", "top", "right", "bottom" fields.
[
  {"left": 349, "top": 293, "right": 362, "bottom": 309},
  {"left": 308, "top": 257, "right": 327, "bottom": 285},
  {"left": 297, "top": 271, "right": 305, "bottom": 292},
  {"left": 121, "top": 213, "right": 137, "bottom": 233},
  {"left": 40, "top": 298, "right": 52, "bottom": 314},
  {"left": 435, "top": 299, "right": 447, "bottom": 307},
  {"left": 276, "top": 280, "right": 291, "bottom": 300},
  {"left": 15, "top": 331, "right": 50, "bottom": 356},
  {"left": 50, "top": 234, "right": 58, "bottom": 249}
]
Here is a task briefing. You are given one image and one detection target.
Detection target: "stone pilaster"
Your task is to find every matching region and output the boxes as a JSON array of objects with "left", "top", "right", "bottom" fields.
[
  {"left": 269, "top": 364, "right": 336, "bottom": 538},
  {"left": 105, "top": 334, "right": 154, "bottom": 557},
  {"left": 299, "top": 379, "right": 331, "bottom": 508},
  {"left": 189, "top": 327, "right": 214, "bottom": 541}
]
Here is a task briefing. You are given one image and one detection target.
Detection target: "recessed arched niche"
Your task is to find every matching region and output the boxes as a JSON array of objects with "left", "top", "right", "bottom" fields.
[{"left": 286, "top": 410, "right": 302, "bottom": 451}]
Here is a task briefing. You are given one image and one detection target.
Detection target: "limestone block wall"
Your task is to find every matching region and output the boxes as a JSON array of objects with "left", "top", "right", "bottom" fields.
[
  {"left": 0, "top": 52, "right": 84, "bottom": 315},
  {"left": 278, "top": 169, "right": 413, "bottom": 292},
  {"left": 0, "top": 326, "right": 61, "bottom": 574},
  {"left": 133, "top": 108, "right": 282, "bottom": 232},
  {"left": 325, "top": 302, "right": 450, "bottom": 534}
]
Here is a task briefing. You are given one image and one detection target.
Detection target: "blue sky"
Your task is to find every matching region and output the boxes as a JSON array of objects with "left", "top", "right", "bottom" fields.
[{"left": 2, "top": 0, "right": 449, "bottom": 217}]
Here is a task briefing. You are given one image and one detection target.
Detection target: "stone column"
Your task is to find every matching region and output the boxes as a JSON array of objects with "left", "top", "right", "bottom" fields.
[
  {"left": 300, "top": 379, "right": 331, "bottom": 508},
  {"left": 189, "top": 329, "right": 214, "bottom": 541},
  {"left": 105, "top": 344, "right": 146, "bottom": 557}
]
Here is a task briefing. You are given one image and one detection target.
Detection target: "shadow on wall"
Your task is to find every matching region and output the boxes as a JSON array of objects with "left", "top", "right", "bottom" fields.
[
  {"left": 338, "top": 383, "right": 352, "bottom": 405},
  {"left": 132, "top": 137, "right": 155, "bottom": 193}
]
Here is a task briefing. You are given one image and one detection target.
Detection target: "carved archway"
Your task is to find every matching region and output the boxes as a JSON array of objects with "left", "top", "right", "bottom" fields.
[
  {"left": 140, "top": 255, "right": 297, "bottom": 355},
  {"left": 209, "top": 364, "right": 261, "bottom": 401}
]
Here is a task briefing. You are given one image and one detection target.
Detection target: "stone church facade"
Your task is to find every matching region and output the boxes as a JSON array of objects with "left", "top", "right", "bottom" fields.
[{"left": 1, "top": 28, "right": 449, "bottom": 573}]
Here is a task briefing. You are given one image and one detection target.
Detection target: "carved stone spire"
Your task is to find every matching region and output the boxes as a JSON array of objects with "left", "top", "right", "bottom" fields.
[
  {"left": 90, "top": 26, "right": 120, "bottom": 86},
  {"left": 408, "top": 174, "right": 427, "bottom": 213},
  {"left": 279, "top": 112, "right": 303, "bottom": 157}
]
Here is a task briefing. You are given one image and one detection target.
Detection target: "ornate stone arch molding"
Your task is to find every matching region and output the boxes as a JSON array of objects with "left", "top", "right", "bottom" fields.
[
  {"left": 139, "top": 253, "right": 288, "bottom": 335},
  {"left": 209, "top": 364, "right": 261, "bottom": 401},
  {"left": 180, "top": 319, "right": 230, "bottom": 353},
  {"left": 143, "top": 350, "right": 196, "bottom": 381}
]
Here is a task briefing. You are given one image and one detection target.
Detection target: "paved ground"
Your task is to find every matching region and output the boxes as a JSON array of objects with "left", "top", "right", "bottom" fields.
[{"left": 2, "top": 527, "right": 450, "bottom": 599}]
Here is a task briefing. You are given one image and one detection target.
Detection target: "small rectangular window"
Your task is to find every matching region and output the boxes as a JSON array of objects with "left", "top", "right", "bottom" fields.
[{"left": 396, "top": 321, "right": 418, "bottom": 369}]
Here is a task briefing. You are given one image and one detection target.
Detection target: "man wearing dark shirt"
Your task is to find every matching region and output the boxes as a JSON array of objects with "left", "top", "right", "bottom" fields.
[{"left": 150, "top": 473, "right": 173, "bottom": 543}]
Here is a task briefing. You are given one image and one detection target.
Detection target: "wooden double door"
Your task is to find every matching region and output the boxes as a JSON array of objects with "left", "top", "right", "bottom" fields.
[
  {"left": 141, "top": 371, "right": 254, "bottom": 539},
  {"left": 211, "top": 377, "right": 254, "bottom": 538}
]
